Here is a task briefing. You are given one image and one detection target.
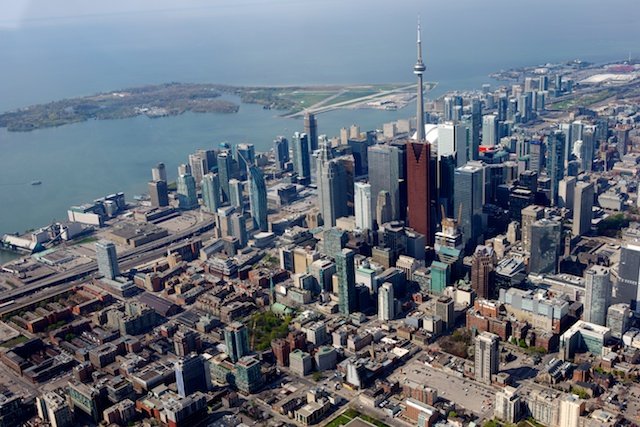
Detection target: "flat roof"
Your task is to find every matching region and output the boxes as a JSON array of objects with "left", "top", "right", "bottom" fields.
[{"left": 344, "top": 418, "right": 379, "bottom": 427}]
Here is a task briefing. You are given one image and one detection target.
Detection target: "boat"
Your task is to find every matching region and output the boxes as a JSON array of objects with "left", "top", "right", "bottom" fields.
[{"left": 31, "top": 181, "right": 42, "bottom": 186}]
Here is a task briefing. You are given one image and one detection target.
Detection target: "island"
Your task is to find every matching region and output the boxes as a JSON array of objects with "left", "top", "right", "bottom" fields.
[{"left": 0, "top": 82, "right": 435, "bottom": 132}]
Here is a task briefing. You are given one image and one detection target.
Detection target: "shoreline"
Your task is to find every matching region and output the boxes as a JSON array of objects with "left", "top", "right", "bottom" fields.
[{"left": 0, "top": 82, "right": 417, "bottom": 133}]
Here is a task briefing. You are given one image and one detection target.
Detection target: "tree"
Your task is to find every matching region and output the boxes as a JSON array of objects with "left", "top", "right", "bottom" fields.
[{"left": 596, "top": 213, "right": 629, "bottom": 237}]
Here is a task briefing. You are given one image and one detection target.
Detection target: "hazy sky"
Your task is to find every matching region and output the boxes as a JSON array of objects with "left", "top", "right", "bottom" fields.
[
  {"left": 4, "top": 0, "right": 639, "bottom": 28},
  {"left": 2, "top": 0, "right": 319, "bottom": 28},
  {"left": 1, "top": 0, "right": 639, "bottom": 110}
]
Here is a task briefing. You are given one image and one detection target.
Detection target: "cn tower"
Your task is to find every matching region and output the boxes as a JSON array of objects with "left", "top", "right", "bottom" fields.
[{"left": 414, "top": 19, "right": 426, "bottom": 142}]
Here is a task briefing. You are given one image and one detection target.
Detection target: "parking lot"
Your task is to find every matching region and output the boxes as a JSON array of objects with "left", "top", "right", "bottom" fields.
[{"left": 390, "top": 360, "right": 495, "bottom": 417}]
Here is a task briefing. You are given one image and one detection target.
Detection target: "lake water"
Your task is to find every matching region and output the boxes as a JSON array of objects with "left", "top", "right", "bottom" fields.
[{"left": 1, "top": 0, "right": 639, "bottom": 235}]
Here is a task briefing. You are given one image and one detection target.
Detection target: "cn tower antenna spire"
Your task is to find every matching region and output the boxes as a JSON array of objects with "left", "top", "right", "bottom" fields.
[
  {"left": 414, "top": 16, "right": 426, "bottom": 142},
  {"left": 417, "top": 15, "right": 422, "bottom": 61}
]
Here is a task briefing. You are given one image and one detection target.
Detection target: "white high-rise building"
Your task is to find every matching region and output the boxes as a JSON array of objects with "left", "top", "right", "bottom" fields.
[
  {"left": 584, "top": 265, "right": 611, "bottom": 326},
  {"left": 151, "top": 162, "right": 167, "bottom": 182},
  {"left": 474, "top": 332, "right": 499, "bottom": 384},
  {"left": 178, "top": 163, "right": 191, "bottom": 177},
  {"left": 437, "top": 122, "right": 468, "bottom": 166},
  {"left": 572, "top": 181, "right": 594, "bottom": 237},
  {"left": 354, "top": 182, "right": 373, "bottom": 230},
  {"left": 495, "top": 386, "right": 521, "bottom": 424},
  {"left": 558, "top": 176, "right": 576, "bottom": 209},
  {"left": 378, "top": 282, "right": 395, "bottom": 321},
  {"left": 482, "top": 114, "right": 498, "bottom": 146},
  {"left": 559, "top": 394, "right": 584, "bottom": 427},
  {"left": 189, "top": 152, "right": 208, "bottom": 186}
]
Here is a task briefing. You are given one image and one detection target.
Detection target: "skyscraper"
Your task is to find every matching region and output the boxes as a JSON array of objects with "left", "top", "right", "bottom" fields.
[
  {"left": 177, "top": 173, "right": 198, "bottom": 210},
  {"left": 529, "top": 138, "right": 545, "bottom": 173},
  {"left": 470, "top": 99, "right": 482, "bottom": 160},
  {"left": 274, "top": 136, "right": 289, "bottom": 171},
  {"left": 349, "top": 124, "right": 360, "bottom": 139},
  {"left": 558, "top": 177, "right": 576, "bottom": 209},
  {"left": 454, "top": 162, "right": 484, "bottom": 253},
  {"left": 616, "top": 243, "right": 640, "bottom": 310},
  {"left": 584, "top": 265, "right": 611, "bottom": 326},
  {"left": 539, "top": 75, "right": 549, "bottom": 91},
  {"left": 406, "top": 141, "right": 433, "bottom": 240},
  {"left": 189, "top": 151, "right": 208, "bottom": 185},
  {"left": 570, "top": 121, "right": 585, "bottom": 159},
  {"left": 368, "top": 144, "right": 403, "bottom": 221},
  {"left": 529, "top": 218, "right": 561, "bottom": 274},
  {"left": 151, "top": 162, "right": 167, "bottom": 182},
  {"left": 471, "top": 246, "right": 495, "bottom": 299},
  {"left": 336, "top": 248, "right": 356, "bottom": 316},
  {"left": 235, "top": 356, "right": 263, "bottom": 393},
  {"left": 178, "top": 163, "right": 191, "bottom": 176},
  {"left": 323, "top": 228, "right": 347, "bottom": 258},
  {"left": 555, "top": 75, "right": 563, "bottom": 96},
  {"left": 414, "top": 20, "right": 426, "bottom": 142},
  {"left": 497, "top": 95, "right": 508, "bottom": 122},
  {"left": 304, "top": 112, "right": 318, "bottom": 152},
  {"left": 230, "top": 213, "right": 248, "bottom": 248},
  {"left": 378, "top": 282, "right": 395, "bottom": 321},
  {"left": 438, "top": 122, "right": 467, "bottom": 166},
  {"left": 37, "top": 391, "right": 74, "bottom": 427},
  {"left": 495, "top": 387, "right": 521, "bottom": 424},
  {"left": 217, "top": 206, "right": 235, "bottom": 238},
  {"left": 376, "top": 190, "right": 392, "bottom": 227},
  {"left": 148, "top": 180, "right": 168, "bottom": 207},
  {"left": 96, "top": 240, "right": 119, "bottom": 280},
  {"left": 607, "top": 303, "right": 631, "bottom": 339},
  {"left": 547, "top": 131, "right": 566, "bottom": 206},
  {"left": 224, "top": 321, "right": 250, "bottom": 362},
  {"left": 559, "top": 394, "right": 584, "bottom": 427},
  {"left": 317, "top": 138, "right": 348, "bottom": 228},
  {"left": 354, "top": 182, "right": 373, "bottom": 230},
  {"left": 348, "top": 136, "right": 371, "bottom": 176},
  {"left": 235, "top": 143, "right": 255, "bottom": 179},
  {"left": 201, "top": 173, "right": 221, "bottom": 213},
  {"left": 474, "top": 332, "right": 499, "bottom": 384},
  {"left": 229, "top": 178, "right": 243, "bottom": 210},
  {"left": 437, "top": 154, "right": 456, "bottom": 217},
  {"left": 175, "top": 354, "right": 211, "bottom": 398},
  {"left": 435, "top": 296, "right": 455, "bottom": 331},
  {"left": 248, "top": 165, "right": 268, "bottom": 231},
  {"left": 291, "top": 132, "right": 311, "bottom": 185},
  {"left": 199, "top": 149, "right": 218, "bottom": 172},
  {"left": 482, "top": 114, "right": 498, "bottom": 146},
  {"left": 572, "top": 181, "right": 594, "bottom": 237},
  {"left": 580, "top": 129, "right": 595, "bottom": 172},
  {"left": 518, "top": 92, "right": 532, "bottom": 123},
  {"left": 616, "top": 125, "right": 631, "bottom": 158},
  {"left": 217, "top": 151, "right": 233, "bottom": 202},
  {"left": 521, "top": 205, "right": 545, "bottom": 253},
  {"left": 443, "top": 95, "right": 463, "bottom": 122}
]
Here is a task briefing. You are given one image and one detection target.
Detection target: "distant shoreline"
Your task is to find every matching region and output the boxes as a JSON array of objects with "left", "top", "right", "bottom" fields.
[{"left": 0, "top": 82, "right": 420, "bottom": 133}]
